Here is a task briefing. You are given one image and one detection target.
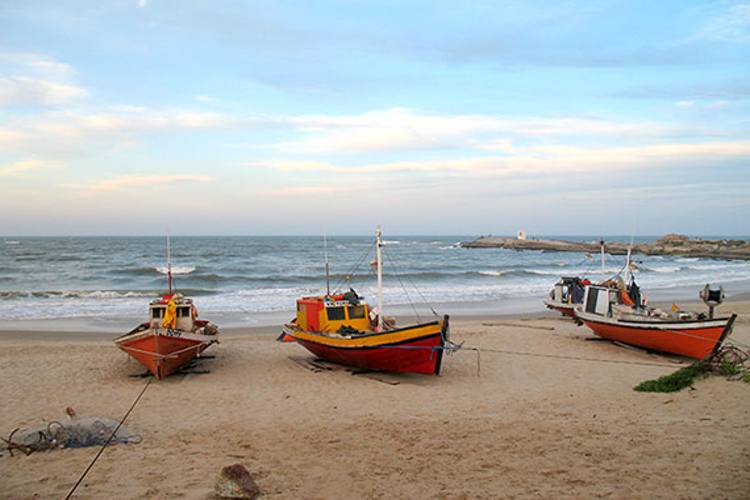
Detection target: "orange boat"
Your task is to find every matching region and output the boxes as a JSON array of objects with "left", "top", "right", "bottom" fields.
[
  {"left": 279, "top": 227, "right": 452, "bottom": 375},
  {"left": 114, "top": 239, "right": 219, "bottom": 379},
  {"left": 576, "top": 283, "right": 736, "bottom": 360}
]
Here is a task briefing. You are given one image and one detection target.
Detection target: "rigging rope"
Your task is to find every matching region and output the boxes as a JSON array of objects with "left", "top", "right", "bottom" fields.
[
  {"left": 386, "top": 249, "right": 440, "bottom": 317},
  {"left": 331, "top": 239, "right": 376, "bottom": 293},
  {"left": 65, "top": 379, "right": 152, "bottom": 499},
  {"left": 383, "top": 251, "right": 421, "bottom": 322}
]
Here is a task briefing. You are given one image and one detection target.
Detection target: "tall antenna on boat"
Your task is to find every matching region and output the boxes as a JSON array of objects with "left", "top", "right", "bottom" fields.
[
  {"left": 599, "top": 238, "right": 605, "bottom": 275},
  {"left": 375, "top": 225, "right": 384, "bottom": 331},
  {"left": 324, "top": 233, "right": 330, "bottom": 296},
  {"left": 167, "top": 234, "right": 173, "bottom": 294}
]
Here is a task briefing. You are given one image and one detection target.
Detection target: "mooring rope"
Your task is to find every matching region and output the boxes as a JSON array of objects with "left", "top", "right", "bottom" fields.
[
  {"left": 65, "top": 379, "right": 152, "bottom": 499},
  {"left": 360, "top": 342, "right": 677, "bottom": 378}
]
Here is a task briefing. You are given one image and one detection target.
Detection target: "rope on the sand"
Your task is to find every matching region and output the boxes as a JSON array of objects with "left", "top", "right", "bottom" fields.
[
  {"left": 65, "top": 379, "right": 152, "bottom": 500},
  {"left": 462, "top": 346, "right": 676, "bottom": 369},
  {"left": 368, "top": 344, "right": 675, "bottom": 377}
]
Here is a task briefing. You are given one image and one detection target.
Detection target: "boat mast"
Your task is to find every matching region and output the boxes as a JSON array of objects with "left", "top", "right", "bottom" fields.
[
  {"left": 324, "top": 233, "right": 330, "bottom": 296},
  {"left": 599, "top": 238, "right": 605, "bottom": 276},
  {"left": 167, "top": 234, "right": 173, "bottom": 294},
  {"left": 625, "top": 235, "right": 634, "bottom": 284},
  {"left": 376, "top": 225, "right": 383, "bottom": 331}
]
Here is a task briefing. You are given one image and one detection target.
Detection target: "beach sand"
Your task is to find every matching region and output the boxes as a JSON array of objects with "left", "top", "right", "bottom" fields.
[{"left": 1, "top": 301, "right": 749, "bottom": 499}]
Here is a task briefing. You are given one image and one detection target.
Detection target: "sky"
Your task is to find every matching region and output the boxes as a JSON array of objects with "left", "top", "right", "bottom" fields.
[{"left": 0, "top": 0, "right": 749, "bottom": 236}]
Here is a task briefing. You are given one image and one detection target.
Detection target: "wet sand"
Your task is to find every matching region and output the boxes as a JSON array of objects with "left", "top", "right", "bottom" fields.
[{"left": 1, "top": 301, "right": 749, "bottom": 499}]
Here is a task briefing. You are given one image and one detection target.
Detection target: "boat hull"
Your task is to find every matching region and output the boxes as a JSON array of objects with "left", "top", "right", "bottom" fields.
[
  {"left": 286, "top": 320, "right": 446, "bottom": 375},
  {"left": 577, "top": 312, "right": 736, "bottom": 360},
  {"left": 544, "top": 300, "right": 577, "bottom": 318},
  {"left": 115, "top": 328, "right": 217, "bottom": 379}
]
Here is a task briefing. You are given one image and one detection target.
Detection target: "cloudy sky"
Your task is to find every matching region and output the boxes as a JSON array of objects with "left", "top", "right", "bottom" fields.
[{"left": 1, "top": 0, "right": 748, "bottom": 236}]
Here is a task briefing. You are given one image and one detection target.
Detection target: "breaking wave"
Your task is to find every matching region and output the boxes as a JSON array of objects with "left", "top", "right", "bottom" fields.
[{"left": 155, "top": 266, "right": 195, "bottom": 275}]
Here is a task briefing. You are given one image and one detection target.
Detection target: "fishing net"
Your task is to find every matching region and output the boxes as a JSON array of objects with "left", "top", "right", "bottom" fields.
[{"left": 1, "top": 416, "right": 141, "bottom": 456}]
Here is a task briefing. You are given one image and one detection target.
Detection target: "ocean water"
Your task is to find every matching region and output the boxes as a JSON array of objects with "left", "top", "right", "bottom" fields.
[{"left": 1, "top": 235, "right": 750, "bottom": 324}]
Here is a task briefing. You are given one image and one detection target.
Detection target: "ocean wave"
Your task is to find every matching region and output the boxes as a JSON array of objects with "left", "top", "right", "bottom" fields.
[
  {"left": 110, "top": 265, "right": 196, "bottom": 277},
  {"left": 523, "top": 267, "right": 622, "bottom": 276},
  {"left": 0, "top": 288, "right": 219, "bottom": 300},
  {"left": 48, "top": 255, "right": 86, "bottom": 262},
  {"left": 4, "top": 240, "right": 20, "bottom": 245},
  {"left": 646, "top": 265, "right": 684, "bottom": 273},
  {"left": 641, "top": 262, "right": 749, "bottom": 274},
  {"left": 439, "top": 242, "right": 462, "bottom": 250},
  {"left": 155, "top": 266, "right": 195, "bottom": 275},
  {"left": 478, "top": 270, "right": 511, "bottom": 277}
]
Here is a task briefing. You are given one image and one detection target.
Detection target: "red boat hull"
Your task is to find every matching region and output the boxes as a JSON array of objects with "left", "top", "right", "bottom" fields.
[
  {"left": 296, "top": 333, "right": 444, "bottom": 374},
  {"left": 115, "top": 331, "right": 213, "bottom": 379},
  {"left": 579, "top": 315, "right": 736, "bottom": 360}
]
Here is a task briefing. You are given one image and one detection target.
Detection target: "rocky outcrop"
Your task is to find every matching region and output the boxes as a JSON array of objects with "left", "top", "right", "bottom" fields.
[{"left": 461, "top": 235, "right": 750, "bottom": 260}]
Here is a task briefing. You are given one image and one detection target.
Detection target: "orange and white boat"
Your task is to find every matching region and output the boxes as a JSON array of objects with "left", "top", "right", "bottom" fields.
[
  {"left": 576, "top": 283, "right": 736, "bottom": 360},
  {"left": 544, "top": 276, "right": 590, "bottom": 317},
  {"left": 114, "top": 238, "right": 219, "bottom": 379},
  {"left": 545, "top": 240, "right": 613, "bottom": 318},
  {"left": 279, "top": 227, "right": 452, "bottom": 375}
]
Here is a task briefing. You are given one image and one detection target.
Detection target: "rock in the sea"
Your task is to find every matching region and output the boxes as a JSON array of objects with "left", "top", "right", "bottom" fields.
[
  {"left": 215, "top": 464, "right": 260, "bottom": 499},
  {"left": 658, "top": 233, "right": 689, "bottom": 244}
]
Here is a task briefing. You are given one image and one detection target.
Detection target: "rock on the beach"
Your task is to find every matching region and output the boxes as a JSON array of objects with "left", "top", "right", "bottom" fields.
[{"left": 215, "top": 464, "right": 260, "bottom": 499}]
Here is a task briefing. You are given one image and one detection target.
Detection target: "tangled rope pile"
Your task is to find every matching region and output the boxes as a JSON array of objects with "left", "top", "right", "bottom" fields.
[
  {"left": 1, "top": 416, "right": 142, "bottom": 457},
  {"left": 707, "top": 345, "right": 750, "bottom": 380}
]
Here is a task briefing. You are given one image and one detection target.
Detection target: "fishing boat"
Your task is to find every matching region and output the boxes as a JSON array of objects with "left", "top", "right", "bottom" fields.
[
  {"left": 114, "top": 238, "right": 219, "bottom": 379},
  {"left": 544, "top": 276, "right": 590, "bottom": 317},
  {"left": 576, "top": 283, "right": 736, "bottom": 360},
  {"left": 544, "top": 239, "right": 611, "bottom": 318},
  {"left": 279, "top": 227, "right": 451, "bottom": 375}
]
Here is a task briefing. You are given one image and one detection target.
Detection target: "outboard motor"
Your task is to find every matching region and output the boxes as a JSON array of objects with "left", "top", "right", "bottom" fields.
[{"left": 699, "top": 284, "right": 724, "bottom": 319}]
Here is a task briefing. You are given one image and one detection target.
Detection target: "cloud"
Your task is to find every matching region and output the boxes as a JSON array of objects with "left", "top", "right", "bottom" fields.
[
  {"left": 0, "top": 159, "right": 61, "bottom": 177},
  {"left": 194, "top": 95, "right": 218, "bottom": 104},
  {"left": 274, "top": 108, "right": 681, "bottom": 154},
  {"left": 0, "top": 53, "right": 74, "bottom": 79},
  {"left": 0, "top": 108, "right": 248, "bottom": 154},
  {"left": 0, "top": 76, "right": 88, "bottom": 106},
  {"left": 617, "top": 80, "right": 750, "bottom": 100},
  {"left": 0, "top": 53, "right": 86, "bottom": 107},
  {"left": 693, "top": 2, "right": 750, "bottom": 44},
  {"left": 0, "top": 128, "right": 32, "bottom": 146},
  {"left": 138, "top": 0, "right": 149, "bottom": 7},
  {"left": 71, "top": 174, "right": 216, "bottom": 194},
  {"left": 251, "top": 140, "right": 750, "bottom": 178}
]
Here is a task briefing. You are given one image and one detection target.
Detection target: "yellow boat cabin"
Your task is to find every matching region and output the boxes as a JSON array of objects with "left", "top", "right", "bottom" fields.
[{"left": 295, "top": 290, "right": 371, "bottom": 333}]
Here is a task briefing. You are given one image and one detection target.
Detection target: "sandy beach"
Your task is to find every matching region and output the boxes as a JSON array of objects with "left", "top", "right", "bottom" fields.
[{"left": 0, "top": 299, "right": 748, "bottom": 499}]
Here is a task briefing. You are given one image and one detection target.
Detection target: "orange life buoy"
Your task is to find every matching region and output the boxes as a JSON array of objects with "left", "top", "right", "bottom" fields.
[{"left": 620, "top": 289, "right": 634, "bottom": 306}]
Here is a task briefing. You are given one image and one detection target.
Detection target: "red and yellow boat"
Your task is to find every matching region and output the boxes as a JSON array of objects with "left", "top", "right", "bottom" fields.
[
  {"left": 279, "top": 228, "right": 451, "bottom": 375},
  {"left": 576, "top": 284, "right": 736, "bottom": 360},
  {"left": 114, "top": 239, "right": 219, "bottom": 379}
]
